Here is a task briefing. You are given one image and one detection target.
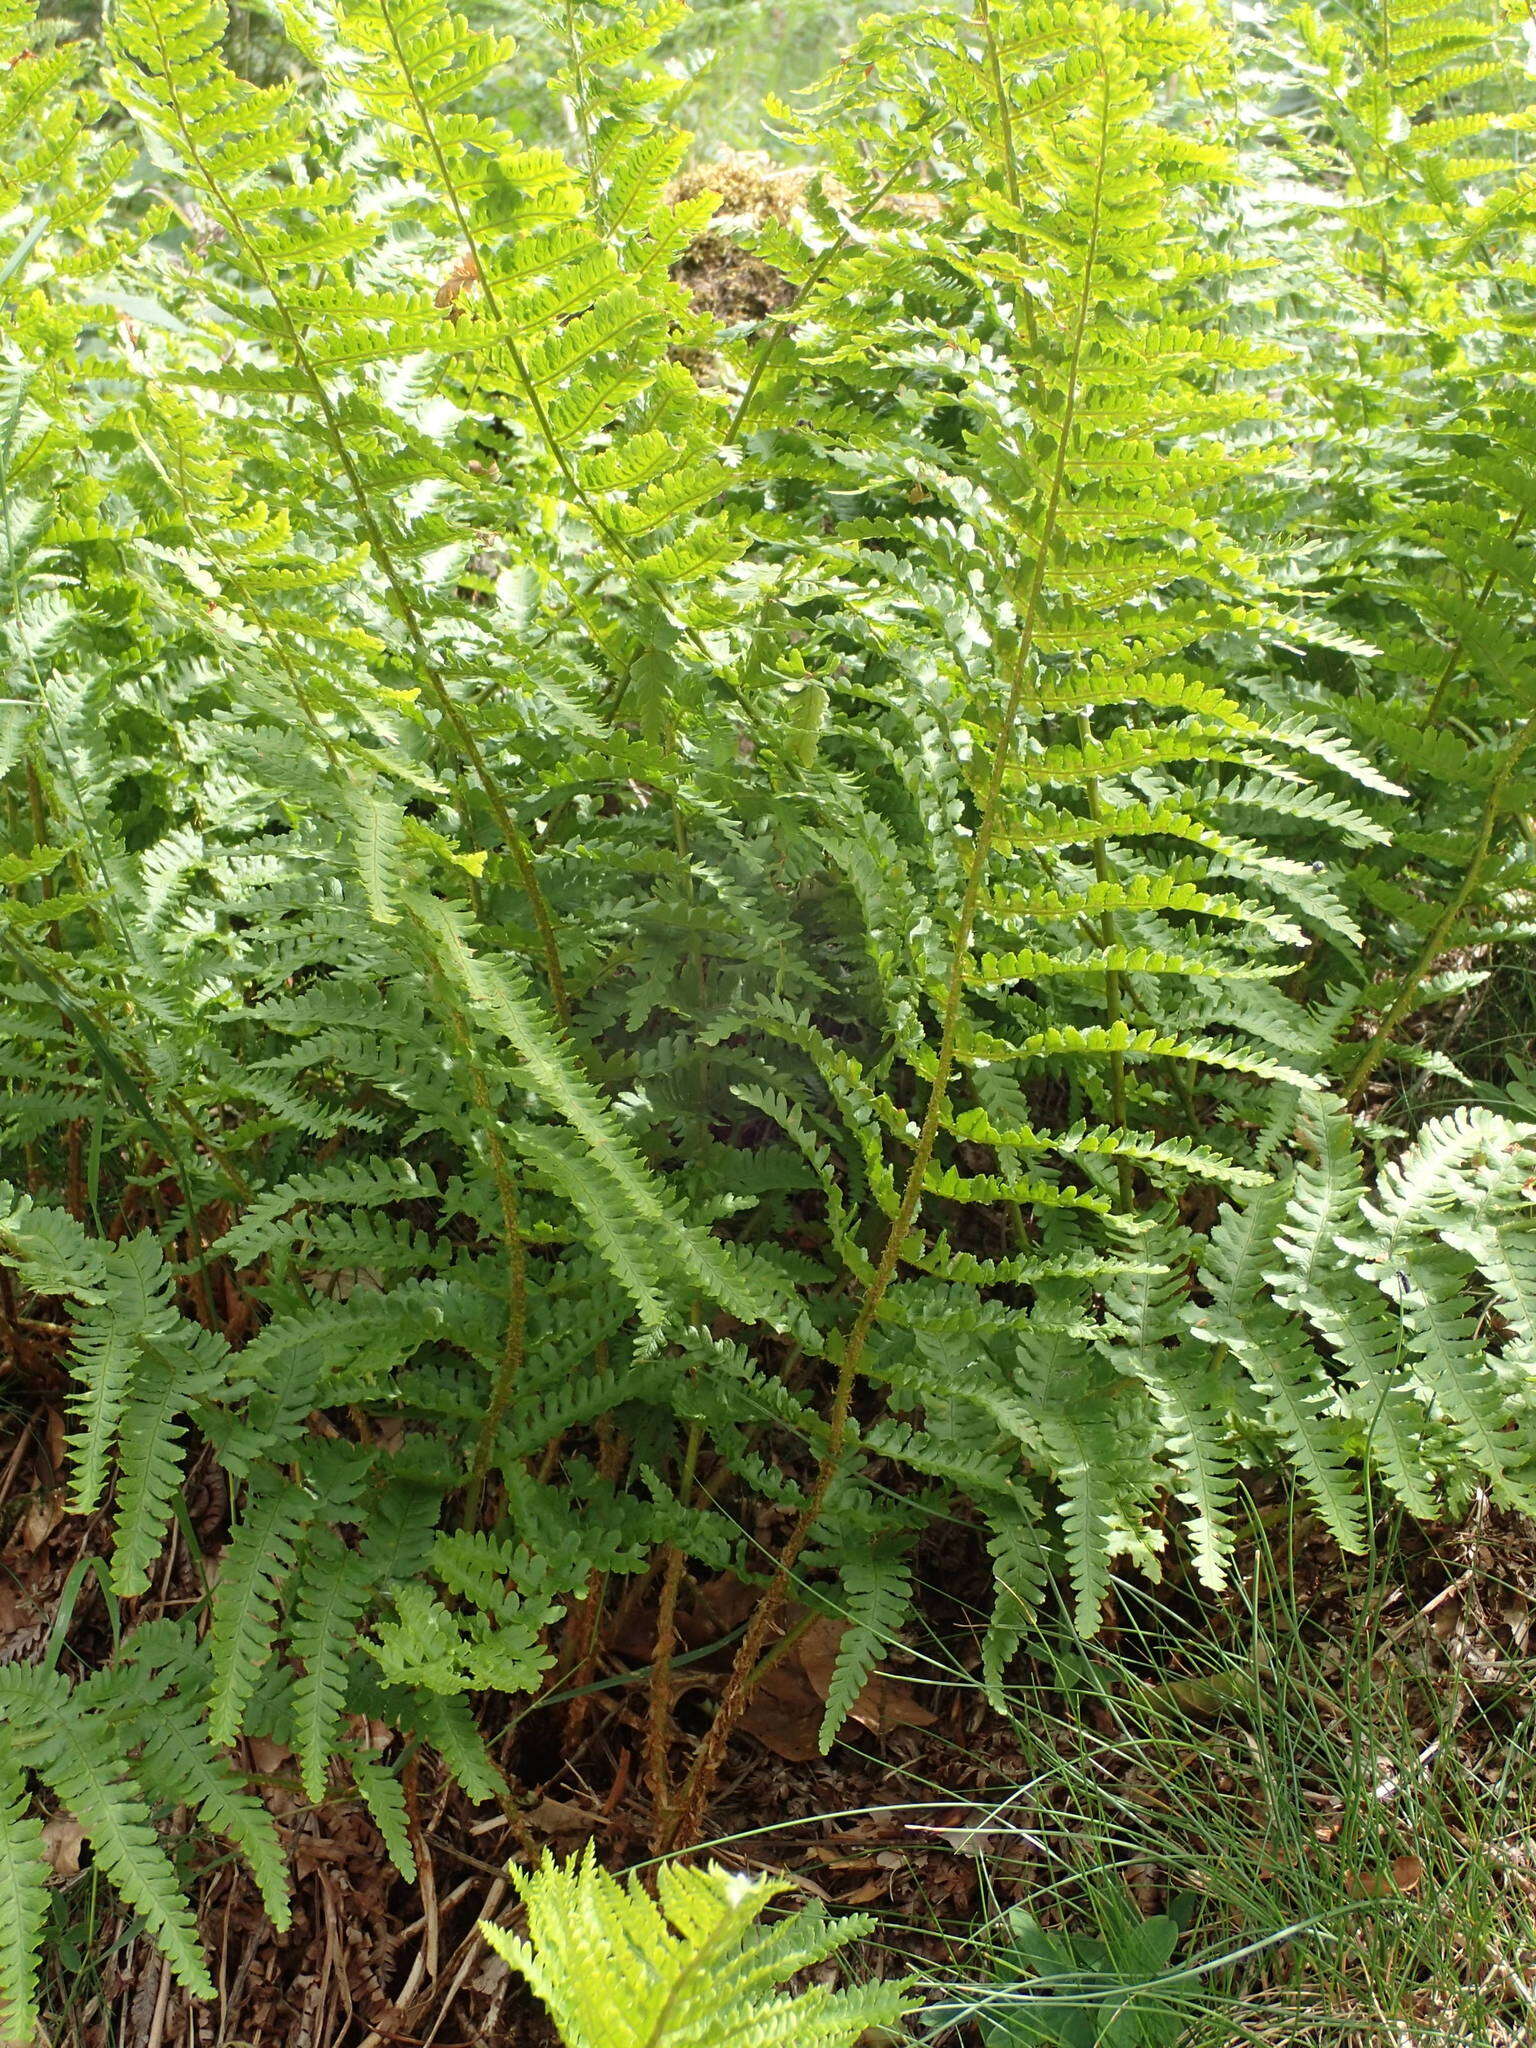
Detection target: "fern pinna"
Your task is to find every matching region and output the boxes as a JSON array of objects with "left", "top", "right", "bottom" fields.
[{"left": 3, "top": 0, "right": 1536, "bottom": 2022}]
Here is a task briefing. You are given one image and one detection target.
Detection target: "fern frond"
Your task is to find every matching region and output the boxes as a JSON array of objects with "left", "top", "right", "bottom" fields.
[
  {"left": 351, "top": 1756, "right": 417, "bottom": 1882},
  {"left": 817, "top": 1549, "right": 914, "bottom": 1752},
  {"left": 290, "top": 1530, "right": 374, "bottom": 1805},
  {"left": 132, "top": 1695, "right": 292, "bottom": 1930},
  {"left": 29, "top": 1709, "right": 213, "bottom": 2000},
  {"left": 110, "top": 1345, "right": 206, "bottom": 1597},
  {"left": 481, "top": 1848, "right": 911, "bottom": 2048},
  {"left": 208, "top": 1474, "right": 307, "bottom": 1749},
  {"left": 0, "top": 1755, "right": 47, "bottom": 2048},
  {"left": 981, "top": 1500, "right": 1050, "bottom": 1706}
]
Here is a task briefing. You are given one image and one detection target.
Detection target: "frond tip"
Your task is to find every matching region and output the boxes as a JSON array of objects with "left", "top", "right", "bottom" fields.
[{"left": 479, "top": 1846, "right": 912, "bottom": 2048}]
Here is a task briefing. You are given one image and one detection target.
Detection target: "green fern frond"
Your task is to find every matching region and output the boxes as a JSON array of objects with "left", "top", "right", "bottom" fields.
[
  {"left": 817, "top": 1549, "right": 914, "bottom": 1752},
  {"left": 29, "top": 1706, "right": 214, "bottom": 2000},
  {"left": 110, "top": 1345, "right": 207, "bottom": 1597},
  {"left": 1202, "top": 1297, "right": 1365, "bottom": 1554},
  {"left": 208, "top": 1474, "right": 307, "bottom": 1749},
  {"left": 351, "top": 1756, "right": 417, "bottom": 1882},
  {"left": 0, "top": 1756, "right": 47, "bottom": 2048},
  {"left": 132, "top": 1696, "right": 292, "bottom": 1930},
  {"left": 981, "top": 1501, "right": 1050, "bottom": 1706},
  {"left": 480, "top": 1848, "right": 911, "bottom": 2048},
  {"left": 290, "top": 1530, "right": 375, "bottom": 1805}
]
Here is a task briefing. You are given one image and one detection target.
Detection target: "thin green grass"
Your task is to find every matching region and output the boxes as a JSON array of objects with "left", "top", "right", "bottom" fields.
[
  {"left": 922, "top": 1516, "right": 1536, "bottom": 2044},
  {"left": 700, "top": 1506, "right": 1536, "bottom": 2044}
]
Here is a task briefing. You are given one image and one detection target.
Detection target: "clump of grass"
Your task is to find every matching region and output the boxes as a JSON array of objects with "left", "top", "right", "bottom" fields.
[{"left": 897, "top": 1505, "right": 1536, "bottom": 2045}]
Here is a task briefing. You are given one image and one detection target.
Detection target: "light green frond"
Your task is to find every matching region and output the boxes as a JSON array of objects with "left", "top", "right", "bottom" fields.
[{"left": 480, "top": 1848, "right": 911, "bottom": 2048}]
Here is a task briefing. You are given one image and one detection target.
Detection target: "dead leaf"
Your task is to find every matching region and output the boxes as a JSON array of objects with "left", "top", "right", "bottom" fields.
[
  {"left": 0, "top": 1584, "right": 33, "bottom": 1635},
  {"left": 1346, "top": 1855, "right": 1423, "bottom": 1898},
  {"left": 1392, "top": 1854, "right": 1424, "bottom": 1892},
  {"left": 797, "top": 1618, "right": 937, "bottom": 1737},
  {"left": 41, "top": 1814, "right": 86, "bottom": 1877},
  {"left": 740, "top": 1655, "right": 825, "bottom": 1762},
  {"left": 520, "top": 1797, "right": 600, "bottom": 1840},
  {"left": 739, "top": 1613, "right": 939, "bottom": 1757},
  {"left": 838, "top": 1875, "right": 892, "bottom": 1905},
  {"left": 684, "top": 1575, "right": 758, "bottom": 1642},
  {"left": 19, "top": 1488, "right": 65, "bottom": 1551},
  {"left": 247, "top": 1737, "right": 294, "bottom": 1778},
  {"left": 345, "top": 1716, "right": 394, "bottom": 1755}
]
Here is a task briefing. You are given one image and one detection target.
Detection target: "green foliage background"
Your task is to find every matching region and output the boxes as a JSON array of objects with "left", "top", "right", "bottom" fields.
[{"left": 3, "top": 0, "right": 1536, "bottom": 2028}]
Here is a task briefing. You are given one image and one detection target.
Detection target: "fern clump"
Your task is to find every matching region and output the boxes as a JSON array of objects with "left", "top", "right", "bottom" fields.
[
  {"left": 2, "top": 0, "right": 1536, "bottom": 2024},
  {"left": 480, "top": 1848, "right": 910, "bottom": 2047}
]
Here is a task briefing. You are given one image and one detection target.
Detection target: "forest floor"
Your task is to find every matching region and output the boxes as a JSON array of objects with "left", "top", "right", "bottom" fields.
[{"left": 5, "top": 1350, "right": 1535, "bottom": 2048}]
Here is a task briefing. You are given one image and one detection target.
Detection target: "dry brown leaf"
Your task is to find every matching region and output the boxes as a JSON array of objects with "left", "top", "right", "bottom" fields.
[
  {"left": 0, "top": 1583, "right": 33, "bottom": 1635},
  {"left": 740, "top": 1614, "right": 938, "bottom": 1757},
  {"left": 685, "top": 1574, "right": 758, "bottom": 1641},
  {"left": 18, "top": 1488, "right": 66, "bottom": 1551},
  {"left": 797, "top": 1618, "right": 937, "bottom": 1737},
  {"left": 41, "top": 1814, "right": 86, "bottom": 1877},
  {"left": 1392, "top": 1853, "right": 1425, "bottom": 1892},
  {"left": 520, "top": 1797, "right": 601, "bottom": 1840},
  {"left": 838, "top": 1875, "right": 892, "bottom": 1906},
  {"left": 346, "top": 1716, "right": 394, "bottom": 1755},
  {"left": 1346, "top": 1855, "right": 1424, "bottom": 1898},
  {"left": 246, "top": 1737, "right": 294, "bottom": 1777},
  {"left": 43, "top": 1409, "right": 67, "bottom": 1477},
  {"left": 739, "top": 1655, "right": 825, "bottom": 1762}
]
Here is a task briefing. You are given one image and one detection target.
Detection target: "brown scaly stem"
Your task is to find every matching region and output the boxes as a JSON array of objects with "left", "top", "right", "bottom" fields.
[
  {"left": 662, "top": 53, "right": 1113, "bottom": 1850},
  {"left": 1344, "top": 707, "right": 1536, "bottom": 1107},
  {"left": 644, "top": 1419, "right": 701, "bottom": 1838}
]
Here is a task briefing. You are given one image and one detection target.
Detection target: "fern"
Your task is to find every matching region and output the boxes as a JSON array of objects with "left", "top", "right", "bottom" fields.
[
  {"left": 130, "top": 1686, "right": 292, "bottom": 1931},
  {"left": 31, "top": 1714, "right": 213, "bottom": 1999},
  {"left": 2, "top": 0, "right": 1536, "bottom": 2014},
  {"left": 0, "top": 1757, "right": 47, "bottom": 2048},
  {"left": 980, "top": 1501, "right": 1052, "bottom": 1707},
  {"left": 817, "top": 1548, "right": 915, "bottom": 1754},
  {"left": 207, "top": 1473, "right": 307, "bottom": 1748},
  {"left": 0, "top": 1652, "right": 259, "bottom": 2021},
  {"left": 289, "top": 1530, "right": 375, "bottom": 1805},
  {"left": 351, "top": 1757, "right": 417, "bottom": 1884},
  {"left": 110, "top": 1343, "right": 205, "bottom": 1597},
  {"left": 480, "top": 1849, "right": 911, "bottom": 2048}
]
